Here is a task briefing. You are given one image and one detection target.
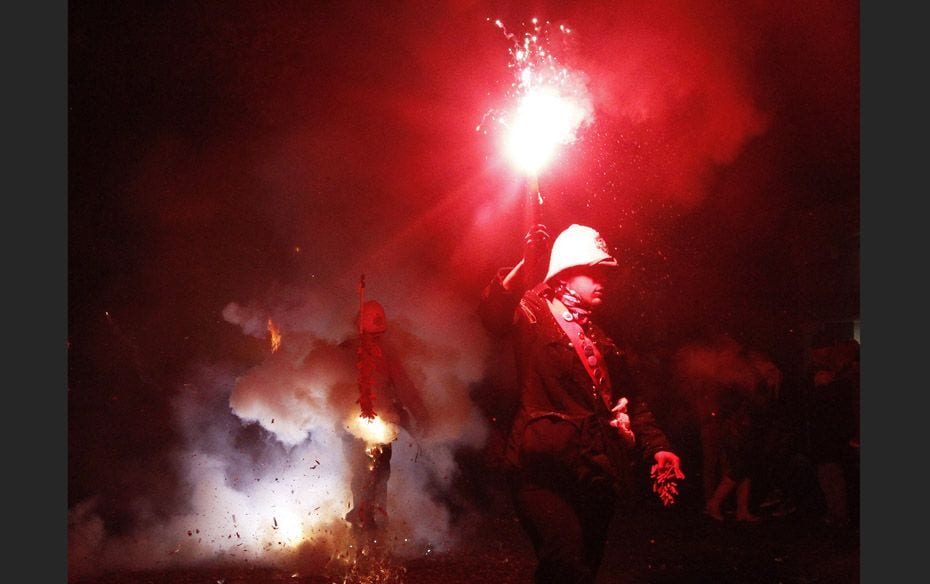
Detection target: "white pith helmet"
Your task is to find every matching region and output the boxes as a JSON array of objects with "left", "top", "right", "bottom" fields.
[{"left": 544, "top": 224, "right": 618, "bottom": 282}]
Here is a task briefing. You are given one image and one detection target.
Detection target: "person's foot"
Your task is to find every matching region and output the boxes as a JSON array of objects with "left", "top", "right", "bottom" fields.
[
  {"left": 736, "top": 513, "right": 761, "bottom": 523},
  {"left": 704, "top": 504, "right": 725, "bottom": 521}
]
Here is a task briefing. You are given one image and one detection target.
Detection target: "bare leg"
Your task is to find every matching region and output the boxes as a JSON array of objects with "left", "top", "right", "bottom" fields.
[
  {"left": 735, "top": 479, "right": 760, "bottom": 522},
  {"left": 705, "top": 476, "right": 736, "bottom": 521}
]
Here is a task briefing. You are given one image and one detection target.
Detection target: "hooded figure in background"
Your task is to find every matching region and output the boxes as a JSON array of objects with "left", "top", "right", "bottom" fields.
[
  {"left": 337, "top": 299, "right": 431, "bottom": 533},
  {"left": 478, "top": 223, "right": 684, "bottom": 584}
]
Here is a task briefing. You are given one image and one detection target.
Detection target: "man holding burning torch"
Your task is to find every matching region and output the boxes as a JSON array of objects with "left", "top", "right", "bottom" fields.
[{"left": 479, "top": 223, "right": 684, "bottom": 584}]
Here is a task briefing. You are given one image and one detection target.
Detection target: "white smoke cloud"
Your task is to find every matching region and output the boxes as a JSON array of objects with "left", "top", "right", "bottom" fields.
[{"left": 69, "top": 275, "right": 494, "bottom": 582}]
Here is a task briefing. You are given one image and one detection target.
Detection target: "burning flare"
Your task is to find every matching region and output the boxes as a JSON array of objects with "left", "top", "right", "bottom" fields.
[
  {"left": 485, "top": 18, "right": 594, "bottom": 176},
  {"left": 504, "top": 78, "right": 592, "bottom": 175}
]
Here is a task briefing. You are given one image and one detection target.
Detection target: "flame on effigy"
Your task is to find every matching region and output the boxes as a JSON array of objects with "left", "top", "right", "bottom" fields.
[
  {"left": 267, "top": 319, "right": 282, "bottom": 353},
  {"left": 345, "top": 414, "right": 399, "bottom": 447}
]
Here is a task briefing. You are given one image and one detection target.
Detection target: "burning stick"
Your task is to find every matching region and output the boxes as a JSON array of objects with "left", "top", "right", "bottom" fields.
[{"left": 357, "top": 274, "right": 365, "bottom": 336}]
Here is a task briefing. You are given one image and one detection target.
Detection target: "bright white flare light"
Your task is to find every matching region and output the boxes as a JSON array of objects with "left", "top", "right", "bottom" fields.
[
  {"left": 504, "top": 86, "right": 591, "bottom": 175},
  {"left": 487, "top": 19, "right": 594, "bottom": 177}
]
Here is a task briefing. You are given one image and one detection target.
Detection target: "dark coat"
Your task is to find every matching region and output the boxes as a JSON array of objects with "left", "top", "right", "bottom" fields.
[{"left": 479, "top": 274, "right": 672, "bottom": 492}]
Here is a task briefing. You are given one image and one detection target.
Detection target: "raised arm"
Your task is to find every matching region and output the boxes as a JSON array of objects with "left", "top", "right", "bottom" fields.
[{"left": 478, "top": 224, "right": 551, "bottom": 337}]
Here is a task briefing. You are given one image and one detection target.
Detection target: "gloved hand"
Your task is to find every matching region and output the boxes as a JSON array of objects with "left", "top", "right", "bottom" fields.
[
  {"left": 651, "top": 450, "right": 685, "bottom": 480},
  {"left": 651, "top": 450, "right": 685, "bottom": 507},
  {"left": 523, "top": 223, "right": 551, "bottom": 261},
  {"left": 500, "top": 224, "right": 551, "bottom": 292},
  {"left": 609, "top": 397, "right": 636, "bottom": 446}
]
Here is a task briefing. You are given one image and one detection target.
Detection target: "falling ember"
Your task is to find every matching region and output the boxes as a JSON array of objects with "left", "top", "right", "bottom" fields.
[
  {"left": 345, "top": 413, "right": 399, "bottom": 447},
  {"left": 482, "top": 18, "right": 594, "bottom": 176},
  {"left": 268, "top": 319, "right": 282, "bottom": 353}
]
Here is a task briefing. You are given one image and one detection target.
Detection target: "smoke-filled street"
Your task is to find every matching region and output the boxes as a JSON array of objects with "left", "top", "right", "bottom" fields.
[
  {"left": 72, "top": 462, "right": 858, "bottom": 583},
  {"left": 69, "top": 1, "right": 859, "bottom": 582}
]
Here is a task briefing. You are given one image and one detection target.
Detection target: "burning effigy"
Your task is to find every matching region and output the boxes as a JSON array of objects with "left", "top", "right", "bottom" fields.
[
  {"left": 68, "top": 279, "right": 491, "bottom": 583},
  {"left": 221, "top": 289, "right": 468, "bottom": 581}
]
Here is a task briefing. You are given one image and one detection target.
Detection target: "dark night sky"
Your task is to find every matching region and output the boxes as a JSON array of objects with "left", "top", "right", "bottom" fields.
[{"left": 67, "top": 0, "right": 858, "bottom": 578}]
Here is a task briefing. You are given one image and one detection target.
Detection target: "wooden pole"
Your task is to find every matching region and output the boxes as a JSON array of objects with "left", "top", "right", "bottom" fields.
[
  {"left": 358, "top": 274, "right": 365, "bottom": 335},
  {"left": 523, "top": 174, "right": 545, "bottom": 287}
]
